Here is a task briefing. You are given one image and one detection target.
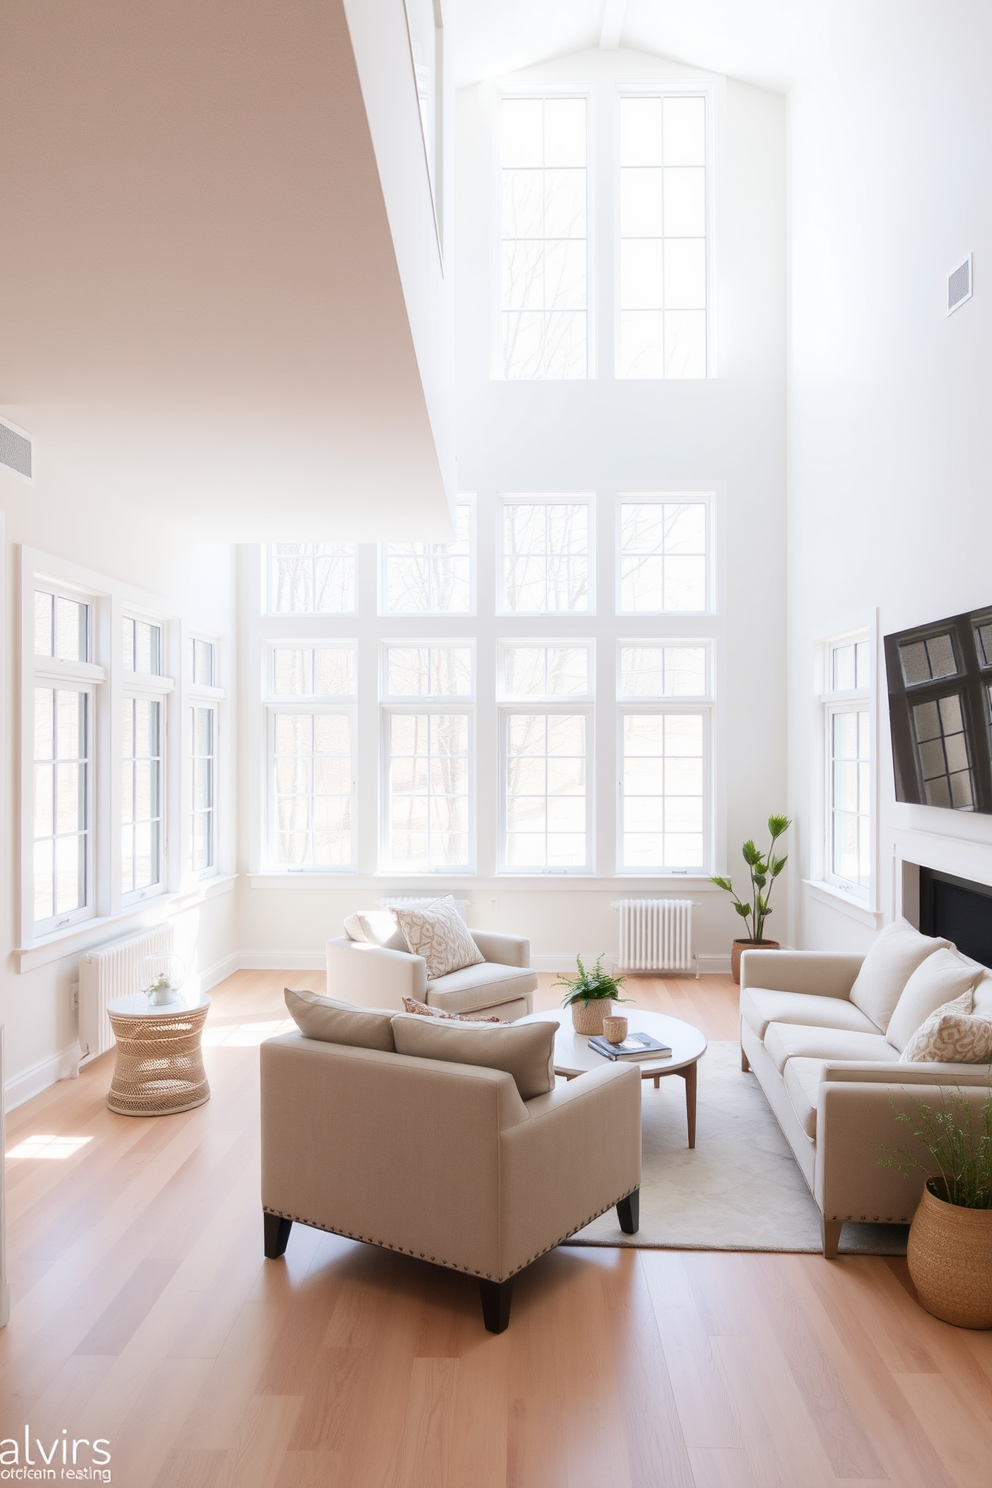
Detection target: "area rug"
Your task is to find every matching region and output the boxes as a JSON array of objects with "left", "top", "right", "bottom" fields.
[{"left": 565, "top": 1041, "right": 909, "bottom": 1255}]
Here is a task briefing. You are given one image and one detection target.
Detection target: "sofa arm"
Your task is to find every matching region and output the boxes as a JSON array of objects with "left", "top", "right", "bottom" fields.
[
  {"left": 822, "top": 1060, "right": 992, "bottom": 1086},
  {"left": 740, "top": 950, "right": 864, "bottom": 999},
  {"left": 471, "top": 930, "right": 530, "bottom": 968},
  {"left": 499, "top": 1064, "right": 641, "bottom": 1275},
  {"left": 325, "top": 936, "right": 427, "bottom": 1008}
]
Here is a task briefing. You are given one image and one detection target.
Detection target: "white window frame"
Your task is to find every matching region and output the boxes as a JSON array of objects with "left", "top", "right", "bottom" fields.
[
  {"left": 120, "top": 609, "right": 174, "bottom": 907},
  {"left": 614, "top": 83, "right": 717, "bottom": 381},
  {"left": 493, "top": 87, "right": 594, "bottom": 383},
  {"left": 378, "top": 498, "right": 477, "bottom": 618},
  {"left": 380, "top": 703, "right": 476, "bottom": 876},
  {"left": 818, "top": 627, "right": 874, "bottom": 905},
  {"left": 498, "top": 702, "right": 594, "bottom": 876},
  {"left": 498, "top": 638, "right": 596, "bottom": 702},
  {"left": 616, "top": 702, "right": 712, "bottom": 876},
  {"left": 262, "top": 543, "right": 358, "bottom": 618},
  {"left": 616, "top": 493, "right": 714, "bottom": 616},
  {"left": 497, "top": 493, "right": 596, "bottom": 617},
  {"left": 187, "top": 634, "right": 225, "bottom": 881},
  {"left": 380, "top": 638, "right": 476, "bottom": 702}
]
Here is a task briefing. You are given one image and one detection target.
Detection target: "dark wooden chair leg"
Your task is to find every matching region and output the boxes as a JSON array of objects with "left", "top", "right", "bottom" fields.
[
  {"left": 264, "top": 1212, "right": 293, "bottom": 1259},
  {"left": 617, "top": 1189, "right": 640, "bottom": 1234},
  {"left": 821, "top": 1218, "right": 842, "bottom": 1259},
  {"left": 479, "top": 1278, "right": 512, "bottom": 1334}
]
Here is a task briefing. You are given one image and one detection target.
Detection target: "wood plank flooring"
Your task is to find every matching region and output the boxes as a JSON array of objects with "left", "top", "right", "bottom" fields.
[{"left": 2, "top": 969, "right": 991, "bottom": 1488}]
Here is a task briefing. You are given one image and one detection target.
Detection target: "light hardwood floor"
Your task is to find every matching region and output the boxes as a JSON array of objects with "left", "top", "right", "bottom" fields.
[{"left": 3, "top": 969, "right": 992, "bottom": 1488}]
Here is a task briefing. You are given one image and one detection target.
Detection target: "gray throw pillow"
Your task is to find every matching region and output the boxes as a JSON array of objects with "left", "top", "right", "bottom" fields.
[
  {"left": 284, "top": 989, "right": 396, "bottom": 1051},
  {"left": 391, "top": 1014, "right": 558, "bottom": 1100}
]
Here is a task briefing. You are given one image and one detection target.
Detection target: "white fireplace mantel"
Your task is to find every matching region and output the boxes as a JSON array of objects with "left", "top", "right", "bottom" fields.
[{"left": 892, "top": 827, "right": 992, "bottom": 925}]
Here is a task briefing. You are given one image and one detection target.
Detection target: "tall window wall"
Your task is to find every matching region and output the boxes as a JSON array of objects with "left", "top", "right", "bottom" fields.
[
  {"left": 819, "top": 629, "right": 873, "bottom": 902},
  {"left": 253, "top": 492, "right": 718, "bottom": 879}
]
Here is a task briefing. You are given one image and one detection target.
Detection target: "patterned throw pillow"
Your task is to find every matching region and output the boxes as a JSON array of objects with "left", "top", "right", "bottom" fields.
[
  {"left": 401, "top": 996, "right": 502, "bottom": 1024},
  {"left": 901, "top": 990, "right": 992, "bottom": 1063},
  {"left": 389, "top": 897, "right": 484, "bottom": 979}
]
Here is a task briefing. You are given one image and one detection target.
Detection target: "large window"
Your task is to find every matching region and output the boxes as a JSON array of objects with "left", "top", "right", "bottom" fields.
[
  {"left": 498, "top": 95, "right": 588, "bottom": 380},
  {"left": 380, "top": 503, "right": 473, "bottom": 615},
  {"left": 121, "top": 614, "right": 170, "bottom": 900},
  {"left": 265, "top": 641, "right": 356, "bottom": 870},
  {"left": 189, "top": 637, "right": 222, "bottom": 877},
  {"left": 266, "top": 543, "right": 356, "bottom": 615},
  {"left": 499, "top": 497, "right": 591, "bottom": 613},
  {"left": 822, "top": 634, "right": 872, "bottom": 898},
  {"left": 617, "top": 94, "right": 708, "bottom": 379},
  {"left": 618, "top": 643, "right": 711, "bottom": 872},
  {"left": 618, "top": 498, "right": 709, "bottom": 612}
]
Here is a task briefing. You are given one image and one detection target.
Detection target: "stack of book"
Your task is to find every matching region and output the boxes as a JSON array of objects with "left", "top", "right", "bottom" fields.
[{"left": 587, "top": 1031, "right": 672, "bottom": 1061}]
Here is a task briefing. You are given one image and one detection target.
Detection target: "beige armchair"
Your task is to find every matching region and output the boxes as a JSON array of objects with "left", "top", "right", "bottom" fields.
[
  {"left": 326, "top": 927, "right": 537, "bottom": 1020},
  {"left": 260, "top": 1030, "right": 641, "bottom": 1331}
]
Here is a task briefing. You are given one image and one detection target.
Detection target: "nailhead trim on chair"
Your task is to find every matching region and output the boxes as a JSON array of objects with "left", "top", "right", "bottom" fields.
[
  {"left": 828, "top": 1212, "right": 913, "bottom": 1223},
  {"left": 263, "top": 1188, "right": 638, "bottom": 1283}
]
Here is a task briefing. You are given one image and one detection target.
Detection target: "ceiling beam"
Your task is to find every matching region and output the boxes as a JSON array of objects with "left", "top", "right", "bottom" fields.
[{"left": 599, "top": 0, "right": 627, "bottom": 51}]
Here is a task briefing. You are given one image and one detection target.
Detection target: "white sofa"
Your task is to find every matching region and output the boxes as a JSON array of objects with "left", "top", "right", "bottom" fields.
[
  {"left": 326, "top": 927, "right": 538, "bottom": 1021},
  {"left": 740, "top": 921, "right": 992, "bottom": 1256}
]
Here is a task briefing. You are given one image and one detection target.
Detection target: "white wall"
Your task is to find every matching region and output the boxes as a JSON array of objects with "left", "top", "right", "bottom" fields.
[
  {"left": 787, "top": 1, "right": 992, "bottom": 949},
  {"left": 0, "top": 456, "right": 238, "bottom": 1107}
]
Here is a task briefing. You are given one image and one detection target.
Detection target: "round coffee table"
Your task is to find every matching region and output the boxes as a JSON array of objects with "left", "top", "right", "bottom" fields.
[
  {"left": 518, "top": 1009, "right": 707, "bottom": 1148},
  {"left": 106, "top": 991, "right": 211, "bottom": 1116}
]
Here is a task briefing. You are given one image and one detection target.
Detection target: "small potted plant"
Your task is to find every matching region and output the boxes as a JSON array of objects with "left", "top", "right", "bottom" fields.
[
  {"left": 711, "top": 814, "right": 791, "bottom": 983},
  {"left": 555, "top": 954, "right": 629, "bottom": 1036},
  {"left": 879, "top": 1087, "right": 992, "bottom": 1328}
]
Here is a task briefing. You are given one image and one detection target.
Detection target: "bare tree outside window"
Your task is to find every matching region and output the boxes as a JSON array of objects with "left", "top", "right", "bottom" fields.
[
  {"left": 383, "top": 505, "right": 472, "bottom": 614},
  {"left": 501, "top": 501, "right": 590, "bottom": 612},
  {"left": 269, "top": 544, "right": 356, "bottom": 614},
  {"left": 387, "top": 712, "right": 470, "bottom": 869},
  {"left": 619, "top": 501, "right": 707, "bottom": 612}
]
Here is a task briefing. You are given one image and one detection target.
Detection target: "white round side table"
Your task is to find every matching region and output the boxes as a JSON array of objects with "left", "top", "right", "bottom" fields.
[{"left": 106, "top": 991, "right": 211, "bottom": 1117}]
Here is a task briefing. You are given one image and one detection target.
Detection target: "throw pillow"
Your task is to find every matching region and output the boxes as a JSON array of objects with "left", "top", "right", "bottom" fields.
[
  {"left": 901, "top": 991, "right": 992, "bottom": 1064},
  {"left": 885, "top": 947, "right": 983, "bottom": 1051},
  {"left": 356, "top": 910, "right": 408, "bottom": 951},
  {"left": 284, "top": 989, "right": 396, "bottom": 1051},
  {"left": 390, "top": 896, "right": 484, "bottom": 979},
  {"left": 401, "top": 996, "right": 502, "bottom": 1024},
  {"left": 391, "top": 1014, "right": 557, "bottom": 1100},
  {"left": 848, "top": 919, "right": 950, "bottom": 1032}
]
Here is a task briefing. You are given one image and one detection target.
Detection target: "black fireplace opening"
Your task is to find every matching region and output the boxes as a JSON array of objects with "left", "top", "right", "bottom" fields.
[{"left": 919, "top": 867, "right": 992, "bottom": 969}]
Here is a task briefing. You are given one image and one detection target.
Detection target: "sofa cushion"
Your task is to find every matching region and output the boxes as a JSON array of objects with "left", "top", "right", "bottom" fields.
[
  {"left": 391, "top": 1014, "right": 557, "bottom": 1100},
  {"left": 901, "top": 991, "right": 992, "bottom": 1064},
  {"left": 284, "top": 989, "right": 396, "bottom": 1051},
  {"left": 973, "top": 971, "right": 992, "bottom": 1018},
  {"left": 885, "top": 947, "right": 983, "bottom": 1051},
  {"left": 428, "top": 960, "right": 538, "bottom": 1014},
  {"left": 763, "top": 1020, "right": 897, "bottom": 1074},
  {"left": 782, "top": 1057, "right": 825, "bottom": 1140},
  {"left": 848, "top": 919, "right": 950, "bottom": 1031},
  {"left": 740, "top": 987, "right": 878, "bottom": 1040},
  {"left": 391, "top": 897, "right": 484, "bottom": 978},
  {"left": 401, "top": 996, "right": 502, "bottom": 1024}
]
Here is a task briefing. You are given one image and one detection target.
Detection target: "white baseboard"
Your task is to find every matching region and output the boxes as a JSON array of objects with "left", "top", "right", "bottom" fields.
[
  {"left": 5, "top": 1042, "right": 81, "bottom": 1113},
  {"left": 694, "top": 953, "right": 732, "bottom": 975},
  {"left": 196, "top": 951, "right": 242, "bottom": 991},
  {"left": 236, "top": 951, "right": 326, "bottom": 973}
]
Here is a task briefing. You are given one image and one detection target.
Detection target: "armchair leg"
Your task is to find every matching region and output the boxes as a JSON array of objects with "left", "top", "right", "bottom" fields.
[
  {"left": 264, "top": 1212, "right": 293, "bottom": 1259},
  {"left": 741, "top": 1046, "right": 751, "bottom": 1072},
  {"left": 822, "top": 1218, "right": 842, "bottom": 1259},
  {"left": 617, "top": 1189, "right": 640, "bottom": 1235},
  {"left": 479, "top": 1279, "right": 512, "bottom": 1334}
]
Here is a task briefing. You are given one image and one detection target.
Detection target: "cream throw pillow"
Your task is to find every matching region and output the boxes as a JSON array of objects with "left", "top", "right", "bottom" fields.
[
  {"left": 392, "top": 1014, "right": 557, "bottom": 1100},
  {"left": 900, "top": 990, "right": 992, "bottom": 1064},
  {"left": 885, "top": 947, "right": 983, "bottom": 1051},
  {"left": 390, "top": 896, "right": 484, "bottom": 979},
  {"left": 848, "top": 919, "right": 950, "bottom": 1031}
]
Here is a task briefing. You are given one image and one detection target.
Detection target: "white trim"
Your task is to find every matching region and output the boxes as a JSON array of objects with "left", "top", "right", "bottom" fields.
[
  {"left": 496, "top": 493, "right": 596, "bottom": 617},
  {"left": 5, "top": 1043, "right": 82, "bottom": 1113},
  {"left": 804, "top": 879, "right": 884, "bottom": 928},
  {"left": 237, "top": 951, "right": 327, "bottom": 972},
  {"left": 616, "top": 702, "right": 712, "bottom": 874}
]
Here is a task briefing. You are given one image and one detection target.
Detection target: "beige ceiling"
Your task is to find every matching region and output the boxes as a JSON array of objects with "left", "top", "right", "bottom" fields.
[
  {"left": 452, "top": 0, "right": 833, "bottom": 94},
  {"left": 0, "top": 0, "right": 451, "bottom": 541}
]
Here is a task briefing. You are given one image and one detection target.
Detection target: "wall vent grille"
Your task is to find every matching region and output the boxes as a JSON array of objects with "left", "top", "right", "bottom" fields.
[
  {"left": 948, "top": 255, "right": 973, "bottom": 315},
  {"left": 0, "top": 418, "right": 32, "bottom": 480}
]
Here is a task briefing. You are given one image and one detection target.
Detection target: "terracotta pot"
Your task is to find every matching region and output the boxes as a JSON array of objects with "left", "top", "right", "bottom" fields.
[
  {"left": 908, "top": 1180, "right": 992, "bottom": 1329},
  {"left": 570, "top": 999, "right": 613, "bottom": 1035},
  {"left": 731, "top": 939, "right": 780, "bottom": 985}
]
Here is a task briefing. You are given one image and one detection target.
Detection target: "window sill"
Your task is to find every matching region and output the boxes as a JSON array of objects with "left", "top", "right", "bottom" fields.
[
  {"left": 247, "top": 872, "right": 723, "bottom": 892},
  {"left": 803, "top": 880, "right": 882, "bottom": 928},
  {"left": 17, "top": 875, "right": 237, "bottom": 972}
]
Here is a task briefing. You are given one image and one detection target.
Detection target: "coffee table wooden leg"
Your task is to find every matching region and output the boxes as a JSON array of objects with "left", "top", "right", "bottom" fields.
[
  {"left": 683, "top": 1061, "right": 697, "bottom": 1149},
  {"left": 652, "top": 1074, "right": 661, "bottom": 1089}
]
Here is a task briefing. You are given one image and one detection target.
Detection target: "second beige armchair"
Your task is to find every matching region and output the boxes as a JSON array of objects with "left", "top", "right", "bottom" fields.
[{"left": 326, "top": 926, "right": 538, "bottom": 1020}]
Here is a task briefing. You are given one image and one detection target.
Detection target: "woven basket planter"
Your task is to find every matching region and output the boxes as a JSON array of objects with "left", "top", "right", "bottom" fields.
[
  {"left": 570, "top": 999, "right": 613, "bottom": 1036},
  {"left": 907, "top": 1181, "right": 992, "bottom": 1329}
]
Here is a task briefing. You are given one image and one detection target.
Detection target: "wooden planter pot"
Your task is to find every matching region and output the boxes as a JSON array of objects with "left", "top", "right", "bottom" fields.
[
  {"left": 908, "top": 1181, "right": 992, "bottom": 1329},
  {"left": 570, "top": 999, "right": 613, "bottom": 1036},
  {"left": 731, "top": 939, "right": 780, "bottom": 985}
]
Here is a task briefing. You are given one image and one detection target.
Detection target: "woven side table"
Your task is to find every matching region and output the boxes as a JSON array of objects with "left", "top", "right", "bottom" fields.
[{"left": 106, "top": 992, "right": 211, "bottom": 1116}]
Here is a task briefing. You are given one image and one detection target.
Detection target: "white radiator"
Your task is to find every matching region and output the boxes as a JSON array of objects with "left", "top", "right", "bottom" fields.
[
  {"left": 612, "top": 899, "right": 695, "bottom": 974},
  {"left": 79, "top": 926, "right": 174, "bottom": 1061}
]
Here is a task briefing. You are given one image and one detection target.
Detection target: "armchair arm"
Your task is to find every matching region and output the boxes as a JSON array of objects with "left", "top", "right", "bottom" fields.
[
  {"left": 740, "top": 950, "right": 864, "bottom": 999},
  {"left": 471, "top": 930, "right": 530, "bottom": 968},
  {"left": 325, "top": 936, "right": 427, "bottom": 1009},
  {"left": 499, "top": 1064, "right": 641, "bottom": 1274}
]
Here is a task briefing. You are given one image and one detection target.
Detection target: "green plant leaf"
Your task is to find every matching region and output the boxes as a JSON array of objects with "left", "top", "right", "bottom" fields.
[
  {"left": 710, "top": 876, "right": 734, "bottom": 893},
  {"left": 753, "top": 872, "right": 767, "bottom": 889},
  {"left": 742, "top": 840, "right": 761, "bottom": 866},
  {"left": 734, "top": 902, "right": 751, "bottom": 918},
  {"left": 768, "top": 814, "right": 791, "bottom": 838},
  {"left": 770, "top": 855, "right": 788, "bottom": 876}
]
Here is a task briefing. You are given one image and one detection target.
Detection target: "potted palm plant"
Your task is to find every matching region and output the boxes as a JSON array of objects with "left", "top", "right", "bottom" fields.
[
  {"left": 711, "top": 814, "right": 791, "bottom": 983},
  {"left": 879, "top": 1087, "right": 992, "bottom": 1328},
  {"left": 555, "top": 955, "right": 629, "bottom": 1036}
]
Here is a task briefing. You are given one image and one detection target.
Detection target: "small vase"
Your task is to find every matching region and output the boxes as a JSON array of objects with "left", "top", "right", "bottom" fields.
[
  {"left": 731, "top": 939, "right": 780, "bottom": 985},
  {"left": 907, "top": 1180, "right": 992, "bottom": 1329},
  {"left": 571, "top": 999, "right": 612, "bottom": 1036}
]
